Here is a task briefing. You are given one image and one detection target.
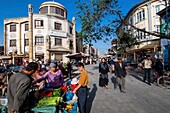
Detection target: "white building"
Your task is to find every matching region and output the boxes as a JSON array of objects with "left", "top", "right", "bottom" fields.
[
  {"left": 116, "top": 0, "right": 166, "bottom": 61},
  {"left": 4, "top": 1, "right": 76, "bottom": 64}
]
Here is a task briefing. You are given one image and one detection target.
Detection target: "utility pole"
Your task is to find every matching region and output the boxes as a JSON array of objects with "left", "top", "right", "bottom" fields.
[{"left": 28, "top": 4, "right": 33, "bottom": 62}]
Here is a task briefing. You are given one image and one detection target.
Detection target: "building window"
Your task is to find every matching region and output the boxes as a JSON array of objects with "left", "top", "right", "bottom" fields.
[
  {"left": 129, "top": 17, "right": 133, "bottom": 25},
  {"left": 61, "top": 9, "right": 64, "bottom": 16},
  {"left": 25, "top": 24, "right": 29, "bottom": 31},
  {"left": 69, "top": 40, "right": 73, "bottom": 49},
  {"left": 69, "top": 27, "right": 73, "bottom": 34},
  {"left": 55, "top": 38, "right": 62, "bottom": 46},
  {"left": 155, "top": 5, "right": 160, "bottom": 13},
  {"left": 25, "top": 39, "right": 29, "bottom": 46},
  {"left": 137, "top": 9, "right": 145, "bottom": 22},
  {"left": 137, "top": 29, "right": 146, "bottom": 40},
  {"left": 35, "top": 36, "right": 44, "bottom": 45},
  {"left": 10, "top": 25, "right": 16, "bottom": 32},
  {"left": 35, "top": 20, "right": 44, "bottom": 28},
  {"left": 156, "top": 25, "right": 160, "bottom": 33},
  {"left": 50, "top": 6, "right": 56, "bottom": 14},
  {"left": 54, "top": 22, "right": 62, "bottom": 30},
  {"left": 40, "top": 6, "right": 48, "bottom": 14},
  {"left": 55, "top": 7, "right": 64, "bottom": 16},
  {"left": 56, "top": 7, "right": 60, "bottom": 14},
  {"left": 10, "top": 39, "right": 16, "bottom": 47}
]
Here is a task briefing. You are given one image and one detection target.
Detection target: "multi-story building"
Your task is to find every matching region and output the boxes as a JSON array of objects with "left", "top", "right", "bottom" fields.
[
  {"left": 4, "top": 1, "right": 76, "bottom": 65},
  {"left": 116, "top": 0, "right": 166, "bottom": 62}
]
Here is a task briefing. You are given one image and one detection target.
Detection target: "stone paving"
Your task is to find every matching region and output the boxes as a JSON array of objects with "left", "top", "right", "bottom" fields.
[{"left": 85, "top": 64, "right": 170, "bottom": 113}]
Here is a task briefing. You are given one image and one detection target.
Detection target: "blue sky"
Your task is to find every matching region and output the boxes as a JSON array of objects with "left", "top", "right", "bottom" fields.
[{"left": 0, "top": 0, "right": 142, "bottom": 55}]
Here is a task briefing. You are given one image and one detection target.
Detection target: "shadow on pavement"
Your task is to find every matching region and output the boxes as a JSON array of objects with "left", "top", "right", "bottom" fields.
[
  {"left": 87, "top": 71, "right": 94, "bottom": 75},
  {"left": 86, "top": 84, "right": 97, "bottom": 113},
  {"left": 129, "top": 74, "right": 144, "bottom": 82},
  {"left": 92, "top": 66, "right": 99, "bottom": 70}
]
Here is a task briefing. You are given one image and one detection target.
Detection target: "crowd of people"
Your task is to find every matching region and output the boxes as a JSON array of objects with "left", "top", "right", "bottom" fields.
[
  {"left": 4, "top": 59, "right": 89, "bottom": 113},
  {"left": 98, "top": 54, "right": 164, "bottom": 93},
  {"left": 0, "top": 54, "right": 165, "bottom": 113},
  {"left": 99, "top": 57, "right": 127, "bottom": 93}
]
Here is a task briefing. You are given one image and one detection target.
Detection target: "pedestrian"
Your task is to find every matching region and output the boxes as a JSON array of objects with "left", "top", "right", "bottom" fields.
[
  {"left": 114, "top": 57, "right": 127, "bottom": 93},
  {"left": 73, "top": 62, "right": 88, "bottom": 113},
  {"left": 109, "top": 56, "right": 116, "bottom": 73},
  {"left": 142, "top": 55, "right": 152, "bottom": 85},
  {"left": 32, "top": 63, "right": 46, "bottom": 89},
  {"left": 70, "top": 78, "right": 79, "bottom": 92},
  {"left": 67, "top": 61, "right": 72, "bottom": 79},
  {"left": 99, "top": 58, "right": 109, "bottom": 89},
  {"left": 7, "top": 62, "right": 38, "bottom": 113},
  {"left": 33, "top": 62, "right": 64, "bottom": 88},
  {"left": 153, "top": 58, "right": 163, "bottom": 82}
]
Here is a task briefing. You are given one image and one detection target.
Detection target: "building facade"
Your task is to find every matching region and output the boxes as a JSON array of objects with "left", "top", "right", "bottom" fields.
[
  {"left": 116, "top": 0, "right": 166, "bottom": 62},
  {"left": 4, "top": 1, "right": 76, "bottom": 64}
]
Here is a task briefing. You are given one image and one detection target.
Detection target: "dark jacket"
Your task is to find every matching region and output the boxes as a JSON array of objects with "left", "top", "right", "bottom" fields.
[
  {"left": 153, "top": 60, "right": 163, "bottom": 75},
  {"left": 114, "top": 62, "right": 127, "bottom": 78},
  {"left": 99, "top": 62, "right": 109, "bottom": 74},
  {"left": 7, "top": 71, "right": 33, "bottom": 113},
  {"left": 67, "top": 62, "right": 72, "bottom": 71}
]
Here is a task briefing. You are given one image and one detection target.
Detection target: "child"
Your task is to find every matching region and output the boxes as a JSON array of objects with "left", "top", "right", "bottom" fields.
[{"left": 70, "top": 78, "right": 79, "bottom": 92}]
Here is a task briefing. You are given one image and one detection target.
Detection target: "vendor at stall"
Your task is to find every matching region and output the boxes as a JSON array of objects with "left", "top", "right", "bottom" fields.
[
  {"left": 32, "top": 63, "right": 47, "bottom": 89},
  {"left": 73, "top": 62, "right": 88, "bottom": 113},
  {"left": 33, "top": 62, "right": 64, "bottom": 88}
]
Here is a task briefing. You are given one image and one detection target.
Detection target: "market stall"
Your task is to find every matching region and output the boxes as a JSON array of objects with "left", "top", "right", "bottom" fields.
[{"left": 30, "top": 83, "right": 78, "bottom": 113}]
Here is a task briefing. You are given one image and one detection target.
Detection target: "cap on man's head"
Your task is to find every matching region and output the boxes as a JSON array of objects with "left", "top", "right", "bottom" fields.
[{"left": 50, "top": 62, "right": 57, "bottom": 68}]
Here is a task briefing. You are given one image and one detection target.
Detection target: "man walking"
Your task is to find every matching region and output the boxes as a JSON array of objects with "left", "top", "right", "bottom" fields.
[
  {"left": 7, "top": 62, "right": 38, "bottom": 113},
  {"left": 67, "top": 61, "right": 72, "bottom": 79},
  {"left": 142, "top": 55, "right": 152, "bottom": 85},
  {"left": 114, "top": 57, "right": 127, "bottom": 93},
  {"left": 73, "top": 62, "right": 88, "bottom": 113}
]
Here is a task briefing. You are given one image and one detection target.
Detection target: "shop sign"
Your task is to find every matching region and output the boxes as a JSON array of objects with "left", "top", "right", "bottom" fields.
[
  {"left": 160, "top": 22, "right": 170, "bottom": 35},
  {"left": 50, "top": 31, "right": 67, "bottom": 37}
]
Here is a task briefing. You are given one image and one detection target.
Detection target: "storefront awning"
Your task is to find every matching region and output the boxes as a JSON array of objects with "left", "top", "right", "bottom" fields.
[
  {"left": 0, "top": 56, "right": 11, "bottom": 60},
  {"left": 127, "top": 40, "right": 159, "bottom": 52},
  {"left": 66, "top": 52, "right": 88, "bottom": 59}
]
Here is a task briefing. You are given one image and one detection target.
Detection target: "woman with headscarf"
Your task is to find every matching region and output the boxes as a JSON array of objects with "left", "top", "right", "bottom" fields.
[{"left": 99, "top": 58, "right": 109, "bottom": 89}]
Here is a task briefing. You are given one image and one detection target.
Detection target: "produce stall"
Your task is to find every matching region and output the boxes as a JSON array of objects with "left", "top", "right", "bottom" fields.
[
  {"left": 0, "top": 81, "right": 78, "bottom": 113},
  {"left": 30, "top": 85, "right": 78, "bottom": 113}
]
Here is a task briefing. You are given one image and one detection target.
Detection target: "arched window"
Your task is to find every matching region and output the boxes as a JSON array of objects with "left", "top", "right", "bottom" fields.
[{"left": 40, "top": 6, "right": 48, "bottom": 14}]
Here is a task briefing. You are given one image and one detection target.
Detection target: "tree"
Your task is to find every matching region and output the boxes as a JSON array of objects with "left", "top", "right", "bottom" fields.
[
  {"left": 75, "top": 0, "right": 120, "bottom": 43},
  {"left": 116, "top": 31, "right": 140, "bottom": 54},
  {"left": 75, "top": 0, "right": 170, "bottom": 43}
]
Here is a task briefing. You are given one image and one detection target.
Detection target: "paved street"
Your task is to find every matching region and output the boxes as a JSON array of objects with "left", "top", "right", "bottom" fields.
[{"left": 85, "top": 64, "right": 170, "bottom": 113}]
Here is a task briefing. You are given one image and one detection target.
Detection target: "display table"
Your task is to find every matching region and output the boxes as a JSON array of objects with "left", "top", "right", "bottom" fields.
[{"left": 31, "top": 106, "right": 57, "bottom": 113}]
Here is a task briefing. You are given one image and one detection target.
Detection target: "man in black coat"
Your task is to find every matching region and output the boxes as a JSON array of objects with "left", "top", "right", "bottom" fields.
[
  {"left": 114, "top": 57, "right": 127, "bottom": 93},
  {"left": 7, "top": 62, "right": 38, "bottom": 113}
]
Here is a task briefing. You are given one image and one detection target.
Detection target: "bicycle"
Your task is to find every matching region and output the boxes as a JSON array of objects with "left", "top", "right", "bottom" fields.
[{"left": 157, "top": 71, "right": 170, "bottom": 88}]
